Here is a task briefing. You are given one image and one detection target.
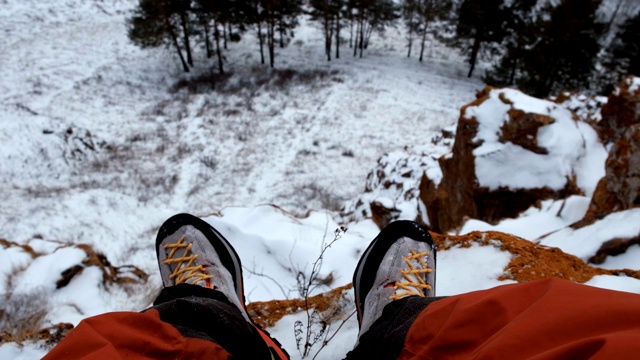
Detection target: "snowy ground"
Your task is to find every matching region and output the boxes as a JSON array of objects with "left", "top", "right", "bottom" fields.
[{"left": 1, "top": 0, "right": 639, "bottom": 359}]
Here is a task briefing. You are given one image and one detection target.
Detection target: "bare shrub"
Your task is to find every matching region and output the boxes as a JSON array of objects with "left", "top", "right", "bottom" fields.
[
  {"left": 294, "top": 226, "right": 354, "bottom": 359},
  {"left": 299, "top": 183, "right": 345, "bottom": 212},
  {"left": 199, "top": 155, "right": 218, "bottom": 171},
  {"left": 169, "top": 67, "right": 341, "bottom": 97},
  {"left": 170, "top": 72, "right": 232, "bottom": 94},
  {"left": 0, "top": 291, "right": 50, "bottom": 343}
]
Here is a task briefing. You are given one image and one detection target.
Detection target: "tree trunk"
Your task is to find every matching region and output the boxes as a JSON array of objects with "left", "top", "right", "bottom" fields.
[
  {"left": 335, "top": 12, "right": 340, "bottom": 59},
  {"left": 279, "top": 19, "right": 285, "bottom": 48},
  {"left": 202, "top": 15, "right": 212, "bottom": 58},
  {"left": 508, "top": 52, "right": 518, "bottom": 85},
  {"left": 359, "top": 13, "right": 365, "bottom": 58},
  {"left": 179, "top": 12, "right": 193, "bottom": 66},
  {"left": 325, "top": 13, "right": 332, "bottom": 61},
  {"left": 349, "top": 13, "right": 354, "bottom": 48},
  {"left": 364, "top": 22, "right": 374, "bottom": 49},
  {"left": 166, "top": 20, "right": 189, "bottom": 72},
  {"left": 467, "top": 34, "right": 481, "bottom": 78},
  {"left": 606, "top": 0, "right": 624, "bottom": 35},
  {"left": 419, "top": 22, "right": 428, "bottom": 62},
  {"left": 407, "top": 15, "right": 414, "bottom": 58},
  {"left": 353, "top": 14, "right": 360, "bottom": 56},
  {"left": 223, "top": 21, "right": 228, "bottom": 50},
  {"left": 267, "top": 19, "right": 275, "bottom": 68},
  {"left": 258, "top": 22, "right": 265, "bottom": 65},
  {"left": 213, "top": 21, "right": 224, "bottom": 74}
]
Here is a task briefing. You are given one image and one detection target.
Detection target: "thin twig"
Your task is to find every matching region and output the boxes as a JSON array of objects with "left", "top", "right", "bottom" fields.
[
  {"left": 243, "top": 265, "right": 290, "bottom": 299},
  {"left": 312, "top": 309, "right": 357, "bottom": 360}
]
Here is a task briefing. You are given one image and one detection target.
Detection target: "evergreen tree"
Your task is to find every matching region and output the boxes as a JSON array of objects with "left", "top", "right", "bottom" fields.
[
  {"left": 455, "top": 0, "right": 507, "bottom": 77},
  {"left": 350, "top": 0, "right": 399, "bottom": 58},
  {"left": 402, "top": 0, "right": 420, "bottom": 58},
  {"left": 310, "top": 0, "right": 344, "bottom": 61},
  {"left": 416, "top": 0, "right": 453, "bottom": 62},
  {"left": 608, "top": 12, "right": 640, "bottom": 78},
  {"left": 193, "top": 0, "right": 225, "bottom": 74},
  {"left": 250, "top": 0, "right": 301, "bottom": 67},
  {"left": 483, "top": 0, "right": 538, "bottom": 86},
  {"left": 128, "top": 0, "right": 192, "bottom": 72},
  {"left": 518, "top": 0, "right": 604, "bottom": 97}
]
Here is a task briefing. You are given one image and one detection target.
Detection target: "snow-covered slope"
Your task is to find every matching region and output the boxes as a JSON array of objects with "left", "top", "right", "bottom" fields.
[{"left": 2, "top": 0, "right": 640, "bottom": 359}]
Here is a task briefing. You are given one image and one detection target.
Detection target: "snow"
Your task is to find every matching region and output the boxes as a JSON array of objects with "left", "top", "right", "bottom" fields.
[
  {"left": 467, "top": 88, "right": 606, "bottom": 194},
  {"left": 599, "top": 245, "right": 640, "bottom": 270},
  {"left": 628, "top": 76, "right": 640, "bottom": 93},
  {"left": 0, "top": 343, "right": 47, "bottom": 360},
  {"left": 460, "top": 196, "right": 591, "bottom": 241},
  {"left": 586, "top": 275, "right": 640, "bottom": 294},
  {"left": 206, "top": 207, "right": 378, "bottom": 301},
  {"left": 0, "top": 246, "right": 33, "bottom": 295},
  {"left": 1, "top": 0, "right": 640, "bottom": 358},
  {"left": 540, "top": 208, "right": 640, "bottom": 262},
  {"left": 11, "top": 247, "right": 86, "bottom": 295},
  {"left": 437, "top": 242, "right": 517, "bottom": 296}
]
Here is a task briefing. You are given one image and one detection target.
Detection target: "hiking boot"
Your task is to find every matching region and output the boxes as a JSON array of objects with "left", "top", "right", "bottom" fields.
[
  {"left": 156, "top": 213, "right": 249, "bottom": 321},
  {"left": 155, "top": 213, "right": 290, "bottom": 359},
  {"left": 353, "top": 220, "right": 436, "bottom": 338}
]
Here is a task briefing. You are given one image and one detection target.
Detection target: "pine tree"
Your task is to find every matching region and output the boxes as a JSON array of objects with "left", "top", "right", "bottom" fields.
[
  {"left": 128, "top": 0, "right": 192, "bottom": 72},
  {"left": 251, "top": 0, "right": 301, "bottom": 67},
  {"left": 455, "top": 0, "right": 507, "bottom": 77},
  {"left": 609, "top": 12, "right": 640, "bottom": 78},
  {"left": 402, "top": 0, "right": 420, "bottom": 58},
  {"left": 350, "top": 0, "right": 398, "bottom": 58},
  {"left": 518, "top": 0, "right": 604, "bottom": 97},
  {"left": 483, "top": 0, "right": 538, "bottom": 86},
  {"left": 416, "top": 0, "right": 453, "bottom": 62},
  {"left": 310, "top": 0, "right": 344, "bottom": 61}
]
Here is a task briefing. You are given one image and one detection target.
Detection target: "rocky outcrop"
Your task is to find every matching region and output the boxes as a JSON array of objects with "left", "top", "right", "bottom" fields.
[
  {"left": 588, "top": 235, "right": 640, "bottom": 264},
  {"left": 430, "top": 231, "right": 639, "bottom": 283},
  {"left": 420, "top": 87, "right": 603, "bottom": 233},
  {"left": 553, "top": 92, "right": 607, "bottom": 125},
  {"left": 340, "top": 148, "right": 446, "bottom": 229},
  {"left": 580, "top": 77, "right": 640, "bottom": 224},
  {"left": 248, "top": 230, "right": 640, "bottom": 329},
  {"left": 0, "top": 238, "right": 149, "bottom": 347},
  {"left": 583, "top": 124, "right": 640, "bottom": 221},
  {"left": 597, "top": 76, "right": 640, "bottom": 144}
]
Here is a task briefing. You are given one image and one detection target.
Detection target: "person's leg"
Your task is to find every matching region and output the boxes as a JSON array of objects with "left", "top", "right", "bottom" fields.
[
  {"left": 346, "top": 220, "right": 438, "bottom": 359},
  {"left": 346, "top": 296, "right": 445, "bottom": 359},
  {"left": 152, "top": 213, "right": 278, "bottom": 359},
  {"left": 397, "top": 278, "right": 640, "bottom": 360},
  {"left": 45, "top": 213, "right": 288, "bottom": 360},
  {"left": 149, "top": 284, "right": 270, "bottom": 359},
  {"left": 347, "top": 221, "right": 640, "bottom": 360}
]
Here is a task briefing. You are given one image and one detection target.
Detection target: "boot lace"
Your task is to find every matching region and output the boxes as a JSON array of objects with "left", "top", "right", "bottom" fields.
[
  {"left": 163, "top": 236, "right": 214, "bottom": 288},
  {"left": 390, "top": 248, "right": 433, "bottom": 300}
]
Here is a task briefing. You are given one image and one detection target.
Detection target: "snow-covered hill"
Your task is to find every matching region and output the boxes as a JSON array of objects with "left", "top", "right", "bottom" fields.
[{"left": 1, "top": 0, "right": 639, "bottom": 359}]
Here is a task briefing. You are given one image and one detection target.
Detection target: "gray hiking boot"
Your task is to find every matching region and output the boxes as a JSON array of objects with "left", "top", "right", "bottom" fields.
[
  {"left": 352, "top": 220, "right": 436, "bottom": 340},
  {"left": 155, "top": 213, "right": 250, "bottom": 322}
]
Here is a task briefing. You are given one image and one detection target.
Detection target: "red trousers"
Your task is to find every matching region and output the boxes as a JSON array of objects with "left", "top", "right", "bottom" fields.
[
  {"left": 399, "top": 279, "right": 640, "bottom": 359},
  {"left": 45, "top": 279, "right": 640, "bottom": 359}
]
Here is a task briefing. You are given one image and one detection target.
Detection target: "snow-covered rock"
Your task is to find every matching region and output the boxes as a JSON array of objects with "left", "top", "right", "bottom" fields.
[
  {"left": 421, "top": 87, "right": 607, "bottom": 232},
  {"left": 598, "top": 76, "right": 640, "bottom": 144}
]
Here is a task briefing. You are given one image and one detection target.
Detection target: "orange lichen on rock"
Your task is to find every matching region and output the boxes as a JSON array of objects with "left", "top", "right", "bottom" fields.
[
  {"left": 247, "top": 284, "right": 353, "bottom": 329},
  {"left": 0, "top": 323, "right": 74, "bottom": 347},
  {"left": 429, "top": 231, "right": 638, "bottom": 283}
]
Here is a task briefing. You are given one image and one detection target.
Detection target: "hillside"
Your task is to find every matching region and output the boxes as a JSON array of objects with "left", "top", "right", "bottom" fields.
[{"left": 1, "top": 0, "right": 639, "bottom": 359}]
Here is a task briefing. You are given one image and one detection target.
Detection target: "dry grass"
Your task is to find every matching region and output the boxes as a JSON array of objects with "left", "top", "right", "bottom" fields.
[
  {"left": 0, "top": 292, "right": 50, "bottom": 344},
  {"left": 170, "top": 67, "right": 342, "bottom": 96},
  {"left": 0, "top": 239, "right": 150, "bottom": 348}
]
